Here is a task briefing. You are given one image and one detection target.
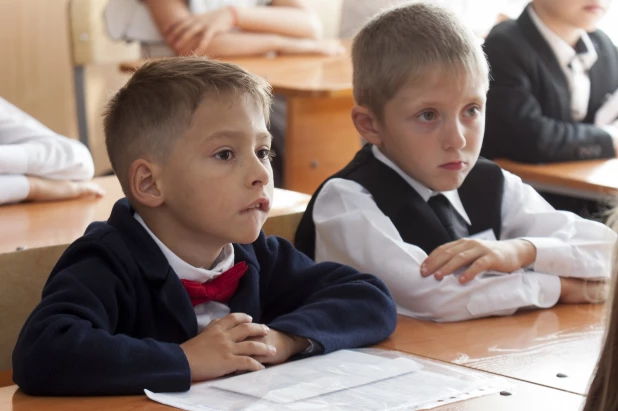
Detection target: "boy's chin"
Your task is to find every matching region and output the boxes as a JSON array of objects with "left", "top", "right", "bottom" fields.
[{"left": 231, "top": 229, "right": 262, "bottom": 245}]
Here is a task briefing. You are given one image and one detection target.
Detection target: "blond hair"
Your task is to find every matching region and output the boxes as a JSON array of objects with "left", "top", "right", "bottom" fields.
[
  {"left": 584, "top": 209, "right": 618, "bottom": 411},
  {"left": 352, "top": 3, "right": 489, "bottom": 121},
  {"left": 104, "top": 57, "right": 272, "bottom": 195}
]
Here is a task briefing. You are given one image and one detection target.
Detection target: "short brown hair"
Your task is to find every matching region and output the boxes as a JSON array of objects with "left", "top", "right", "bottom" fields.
[
  {"left": 104, "top": 57, "right": 272, "bottom": 194},
  {"left": 352, "top": 3, "right": 489, "bottom": 121}
]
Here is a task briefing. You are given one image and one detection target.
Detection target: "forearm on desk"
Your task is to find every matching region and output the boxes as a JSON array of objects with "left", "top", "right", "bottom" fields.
[
  {"left": 0, "top": 174, "right": 29, "bottom": 204},
  {"left": 313, "top": 179, "right": 561, "bottom": 322},
  {"left": 499, "top": 170, "right": 617, "bottom": 279},
  {"left": 236, "top": 3, "right": 322, "bottom": 39}
]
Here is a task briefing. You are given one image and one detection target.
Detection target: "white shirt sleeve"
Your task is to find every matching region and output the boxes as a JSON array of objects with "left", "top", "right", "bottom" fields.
[
  {"left": 500, "top": 169, "right": 616, "bottom": 280},
  {"left": 0, "top": 98, "right": 95, "bottom": 204},
  {"left": 313, "top": 178, "right": 562, "bottom": 322}
]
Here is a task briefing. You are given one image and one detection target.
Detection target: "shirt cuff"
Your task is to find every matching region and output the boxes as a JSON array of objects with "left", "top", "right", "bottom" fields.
[
  {"left": 525, "top": 272, "right": 561, "bottom": 308},
  {"left": 302, "top": 338, "right": 322, "bottom": 354},
  {"left": 0, "top": 146, "right": 29, "bottom": 174},
  {"left": 520, "top": 237, "right": 566, "bottom": 274},
  {"left": 601, "top": 125, "right": 618, "bottom": 140},
  {"left": 0, "top": 174, "right": 30, "bottom": 204}
]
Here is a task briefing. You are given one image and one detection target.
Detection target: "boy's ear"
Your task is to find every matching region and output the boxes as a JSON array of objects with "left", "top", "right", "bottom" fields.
[
  {"left": 351, "top": 105, "right": 383, "bottom": 146},
  {"left": 128, "top": 159, "right": 165, "bottom": 208}
]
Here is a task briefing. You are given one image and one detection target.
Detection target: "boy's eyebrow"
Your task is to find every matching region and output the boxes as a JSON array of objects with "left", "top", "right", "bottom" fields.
[{"left": 203, "top": 130, "right": 273, "bottom": 143}]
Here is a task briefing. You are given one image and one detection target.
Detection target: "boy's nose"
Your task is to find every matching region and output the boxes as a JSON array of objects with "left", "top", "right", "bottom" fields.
[
  {"left": 443, "top": 121, "right": 467, "bottom": 150},
  {"left": 245, "top": 156, "right": 271, "bottom": 188}
]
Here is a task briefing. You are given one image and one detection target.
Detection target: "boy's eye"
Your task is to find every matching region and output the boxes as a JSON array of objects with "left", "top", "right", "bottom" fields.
[
  {"left": 418, "top": 110, "right": 437, "bottom": 122},
  {"left": 464, "top": 106, "right": 481, "bottom": 117},
  {"left": 257, "top": 148, "right": 276, "bottom": 162},
  {"left": 214, "top": 150, "right": 234, "bottom": 161}
]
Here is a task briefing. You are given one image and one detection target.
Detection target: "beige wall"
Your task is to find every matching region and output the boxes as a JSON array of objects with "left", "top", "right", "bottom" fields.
[{"left": 0, "top": 0, "right": 129, "bottom": 175}]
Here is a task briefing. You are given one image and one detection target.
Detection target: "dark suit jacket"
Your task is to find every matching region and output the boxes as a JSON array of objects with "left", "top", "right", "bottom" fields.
[
  {"left": 12, "top": 199, "right": 397, "bottom": 396},
  {"left": 482, "top": 5, "right": 618, "bottom": 163}
]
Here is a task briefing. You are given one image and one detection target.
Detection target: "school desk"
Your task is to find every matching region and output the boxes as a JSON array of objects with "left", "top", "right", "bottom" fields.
[
  {"left": 120, "top": 43, "right": 359, "bottom": 195},
  {"left": 0, "top": 176, "right": 311, "bottom": 254},
  {"left": 495, "top": 158, "right": 618, "bottom": 201},
  {"left": 378, "top": 304, "right": 604, "bottom": 396},
  {"left": 0, "top": 365, "right": 585, "bottom": 411}
]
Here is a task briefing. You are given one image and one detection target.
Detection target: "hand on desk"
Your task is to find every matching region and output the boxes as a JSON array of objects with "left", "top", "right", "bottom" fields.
[
  {"left": 180, "top": 313, "right": 307, "bottom": 382},
  {"left": 558, "top": 277, "right": 608, "bottom": 304},
  {"left": 420, "top": 239, "right": 536, "bottom": 284},
  {"left": 26, "top": 176, "right": 104, "bottom": 202},
  {"left": 165, "top": 8, "right": 235, "bottom": 56},
  {"left": 247, "top": 328, "right": 310, "bottom": 365}
]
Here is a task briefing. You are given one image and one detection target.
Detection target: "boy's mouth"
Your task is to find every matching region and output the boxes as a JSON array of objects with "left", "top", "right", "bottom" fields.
[
  {"left": 241, "top": 197, "right": 271, "bottom": 213},
  {"left": 583, "top": 4, "right": 604, "bottom": 14},
  {"left": 439, "top": 161, "right": 465, "bottom": 171}
]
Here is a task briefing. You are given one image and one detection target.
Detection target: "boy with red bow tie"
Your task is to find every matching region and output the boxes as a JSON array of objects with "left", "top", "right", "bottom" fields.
[{"left": 12, "top": 57, "right": 397, "bottom": 396}]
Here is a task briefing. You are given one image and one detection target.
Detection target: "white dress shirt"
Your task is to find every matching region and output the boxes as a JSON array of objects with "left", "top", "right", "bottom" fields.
[
  {"left": 0, "top": 98, "right": 95, "bottom": 205},
  {"left": 135, "top": 213, "right": 234, "bottom": 333},
  {"left": 313, "top": 146, "right": 617, "bottom": 322}
]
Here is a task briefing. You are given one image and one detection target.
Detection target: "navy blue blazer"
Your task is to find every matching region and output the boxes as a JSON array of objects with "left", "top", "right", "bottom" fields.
[{"left": 12, "top": 199, "right": 397, "bottom": 396}]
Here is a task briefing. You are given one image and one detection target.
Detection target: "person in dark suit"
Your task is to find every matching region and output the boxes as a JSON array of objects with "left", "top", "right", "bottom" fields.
[
  {"left": 482, "top": 0, "right": 618, "bottom": 214},
  {"left": 11, "top": 57, "right": 397, "bottom": 396}
]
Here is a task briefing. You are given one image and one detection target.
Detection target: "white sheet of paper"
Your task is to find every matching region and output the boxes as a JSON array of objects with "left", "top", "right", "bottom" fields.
[
  {"left": 145, "top": 350, "right": 512, "bottom": 411},
  {"left": 211, "top": 350, "right": 422, "bottom": 403}
]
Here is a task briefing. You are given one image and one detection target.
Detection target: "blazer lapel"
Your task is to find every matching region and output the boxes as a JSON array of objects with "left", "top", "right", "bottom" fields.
[{"left": 517, "top": 6, "right": 572, "bottom": 120}]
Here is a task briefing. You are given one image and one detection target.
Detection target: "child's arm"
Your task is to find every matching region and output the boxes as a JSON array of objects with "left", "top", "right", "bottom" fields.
[
  {"left": 483, "top": 31, "right": 618, "bottom": 162},
  {"left": 312, "top": 178, "right": 564, "bottom": 322},
  {"left": 11, "top": 236, "right": 272, "bottom": 395},
  {"left": 246, "top": 232, "right": 397, "bottom": 354},
  {"left": 144, "top": 0, "right": 322, "bottom": 56},
  {"left": 423, "top": 170, "right": 615, "bottom": 288}
]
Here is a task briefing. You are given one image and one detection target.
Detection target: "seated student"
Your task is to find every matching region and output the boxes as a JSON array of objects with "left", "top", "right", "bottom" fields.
[
  {"left": 584, "top": 212, "right": 618, "bottom": 411},
  {"left": 11, "top": 57, "right": 397, "bottom": 396},
  {"left": 0, "top": 97, "right": 101, "bottom": 205},
  {"left": 294, "top": 3, "right": 616, "bottom": 323},
  {"left": 105, "top": 0, "right": 342, "bottom": 58},
  {"left": 481, "top": 0, "right": 618, "bottom": 214}
]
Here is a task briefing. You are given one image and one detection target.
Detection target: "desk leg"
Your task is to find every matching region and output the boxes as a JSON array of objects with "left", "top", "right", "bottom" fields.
[{"left": 284, "top": 95, "right": 360, "bottom": 194}]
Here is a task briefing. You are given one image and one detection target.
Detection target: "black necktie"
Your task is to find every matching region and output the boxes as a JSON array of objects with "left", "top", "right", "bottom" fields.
[{"left": 427, "top": 194, "right": 459, "bottom": 241}]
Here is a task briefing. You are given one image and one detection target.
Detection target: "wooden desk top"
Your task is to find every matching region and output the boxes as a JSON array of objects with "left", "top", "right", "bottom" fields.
[
  {"left": 379, "top": 304, "right": 605, "bottom": 395},
  {"left": 0, "top": 176, "right": 310, "bottom": 254},
  {"left": 119, "top": 42, "right": 353, "bottom": 99},
  {"left": 495, "top": 158, "right": 618, "bottom": 198},
  {"left": 0, "top": 369, "right": 585, "bottom": 411}
]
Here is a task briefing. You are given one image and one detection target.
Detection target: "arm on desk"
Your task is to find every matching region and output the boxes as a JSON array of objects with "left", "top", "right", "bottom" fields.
[
  {"left": 144, "top": 0, "right": 322, "bottom": 56},
  {"left": 0, "top": 98, "right": 95, "bottom": 180},
  {"left": 12, "top": 239, "right": 190, "bottom": 396},
  {"left": 483, "top": 35, "right": 616, "bottom": 162},
  {"left": 499, "top": 169, "right": 617, "bottom": 280},
  {"left": 312, "top": 178, "right": 562, "bottom": 322}
]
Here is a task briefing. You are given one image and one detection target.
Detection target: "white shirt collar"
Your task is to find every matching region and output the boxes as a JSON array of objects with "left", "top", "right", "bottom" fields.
[
  {"left": 528, "top": 5, "right": 598, "bottom": 71},
  {"left": 134, "top": 213, "right": 235, "bottom": 283},
  {"left": 371, "top": 145, "right": 472, "bottom": 225}
]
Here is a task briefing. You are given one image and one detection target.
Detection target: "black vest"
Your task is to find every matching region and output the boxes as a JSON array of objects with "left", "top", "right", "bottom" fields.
[{"left": 295, "top": 144, "right": 505, "bottom": 260}]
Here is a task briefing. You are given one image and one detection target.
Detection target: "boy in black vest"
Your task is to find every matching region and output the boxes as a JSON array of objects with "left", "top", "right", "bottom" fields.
[
  {"left": 295, "top": 3, "right": 616, "bottom": 322},
  {"left": 12, "top": 58, "right": 397, "bottom": 396}
]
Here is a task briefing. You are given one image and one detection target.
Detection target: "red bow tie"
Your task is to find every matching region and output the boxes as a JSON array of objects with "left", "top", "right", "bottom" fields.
[{"left": 181, "top": 262, "right": 248, "bottom": 306}]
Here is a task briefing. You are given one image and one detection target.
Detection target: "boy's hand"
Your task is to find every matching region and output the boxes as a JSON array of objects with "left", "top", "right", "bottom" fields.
[
  {"left": 180, "top": 313, "right": 276, "bottom": 382},
  {"left": 26, "top": 176, "right": 104, "bottom": 202},
  {"left": 421, "top": 239, "right": 537, "bottom": 284},
  {"left": 166, "top": 9, "right": 235, "bottom": 54},
  {"left": 248, "top": 329, "right": 310, "bottom": 365},
  {"left": 559, "top": 277, "right": 608, "bottom": 304}
]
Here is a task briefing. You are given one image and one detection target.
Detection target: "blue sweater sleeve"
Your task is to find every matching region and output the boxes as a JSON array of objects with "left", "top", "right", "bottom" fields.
[
  {"left": 250, "top": 233, "right": 397, "bottom": 353},
  {"left": 12, "top": 237, "right": 191, "bottom": 396}
]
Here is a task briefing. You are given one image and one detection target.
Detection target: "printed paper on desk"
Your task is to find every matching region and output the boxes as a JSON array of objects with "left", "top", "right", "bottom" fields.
[
  {"left": 211, "top": 349, "right": 422, "bottom": 403},
  {"left": 595, "top": 88, "right": 618, "bottom": 126}
]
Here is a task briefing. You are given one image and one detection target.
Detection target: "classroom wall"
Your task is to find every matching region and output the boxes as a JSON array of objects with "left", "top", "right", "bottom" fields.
[{"left": 0, "top": 0, "right": 129, "bottom": 175}]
